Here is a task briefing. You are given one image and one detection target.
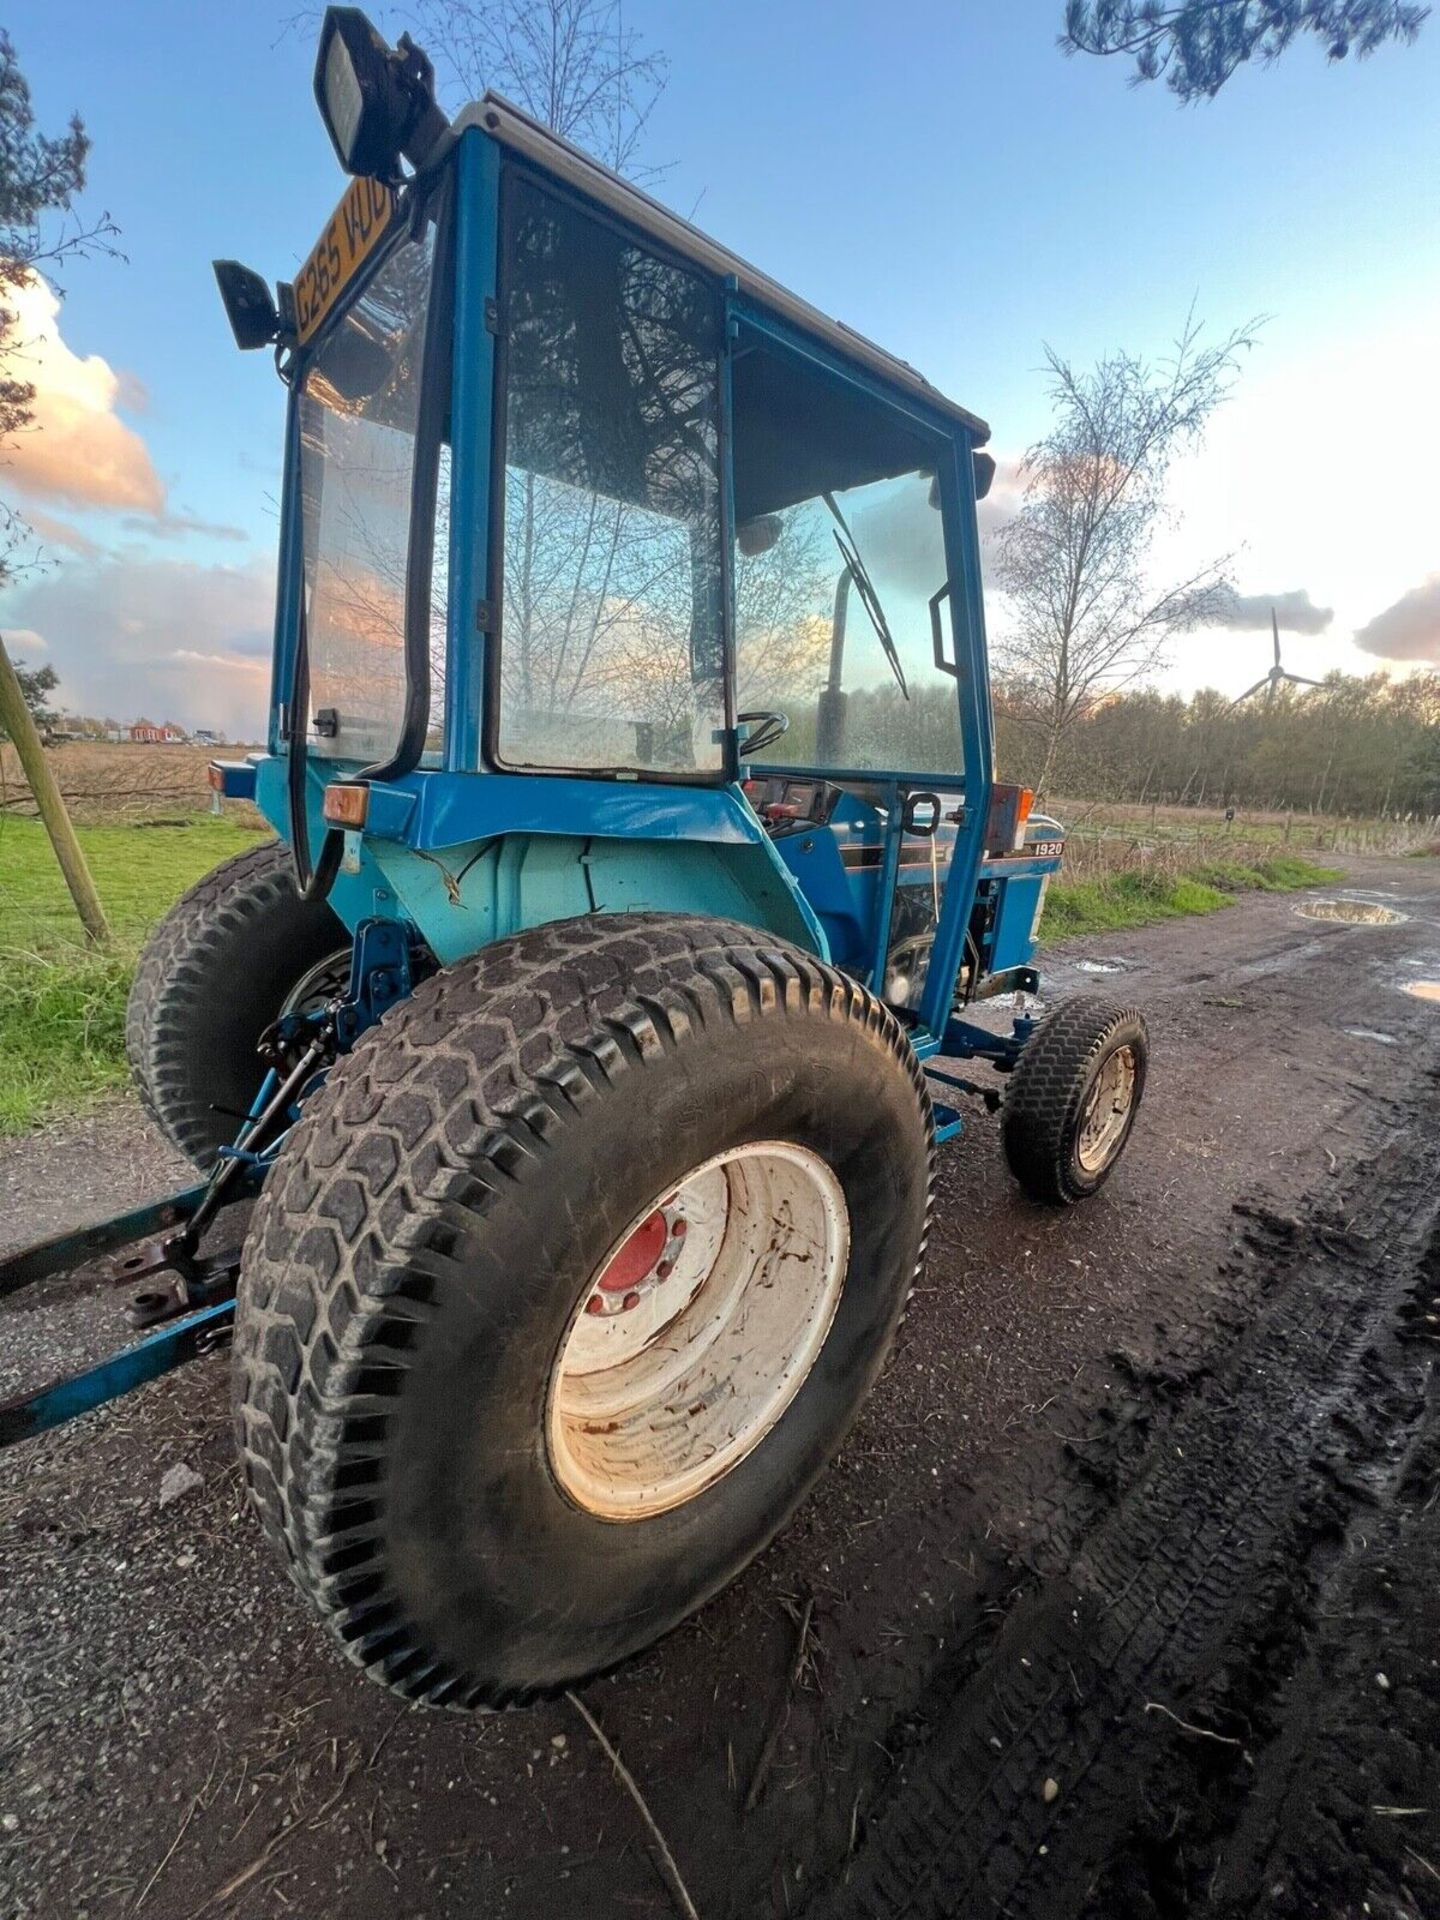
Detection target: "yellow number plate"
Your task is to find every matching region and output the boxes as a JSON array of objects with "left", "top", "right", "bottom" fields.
[{"left": 294, "top": 177, "right": 396, "bottom": 345}]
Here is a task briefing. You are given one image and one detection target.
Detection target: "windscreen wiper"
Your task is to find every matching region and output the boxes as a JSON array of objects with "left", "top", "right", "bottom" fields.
[{"left": 822, "top": 491, "right": 909, "bottom": 701}]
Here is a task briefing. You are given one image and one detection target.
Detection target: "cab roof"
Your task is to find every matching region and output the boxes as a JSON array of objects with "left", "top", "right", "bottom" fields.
[{"left": 451, "top": 92, "right": 990, "bottom": 446}]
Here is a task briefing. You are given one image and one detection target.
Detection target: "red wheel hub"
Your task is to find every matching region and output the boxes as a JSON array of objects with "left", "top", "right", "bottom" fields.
[{"left": 596, "top": 1210, "right": 668, "bottom": 1294}]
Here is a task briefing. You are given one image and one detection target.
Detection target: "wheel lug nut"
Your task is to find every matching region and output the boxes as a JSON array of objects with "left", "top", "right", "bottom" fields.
[
  {"left": 585, "top": 1295, "right": 605, "bottom": 1316},
  {"left": 656, "top": 1260, "right": 674, "bottom": 1281},
  {"left": 621, "top": 1290, "right": 641, "bottom": 1311},
  {"left": 671, "top": 1218, "right": 687, "bottom": 1238}
]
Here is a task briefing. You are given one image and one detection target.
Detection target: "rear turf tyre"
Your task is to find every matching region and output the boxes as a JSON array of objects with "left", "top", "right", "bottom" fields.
[
  {"left": 233, "top": 913, "right": 933, "bottom": 1707},
  {"left": 125, "top": 841, "right": 348, "bottom": 1168},
  {"left": 1001, "top": 999, "right": 1148, "bottom": 1206}
]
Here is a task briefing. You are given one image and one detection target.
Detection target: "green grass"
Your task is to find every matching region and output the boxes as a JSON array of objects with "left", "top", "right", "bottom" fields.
[
  {"left": 1039, "top": 855, "right": 1343, "bottom": 942},
  {"left": 0, "top": 814, "right": 268, "bottom": 1133}
]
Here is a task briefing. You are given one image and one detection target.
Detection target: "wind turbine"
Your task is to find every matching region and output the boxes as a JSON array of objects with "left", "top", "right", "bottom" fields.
[{"left": 1231, "top": 608, "right": 1325, "bottom": 706}]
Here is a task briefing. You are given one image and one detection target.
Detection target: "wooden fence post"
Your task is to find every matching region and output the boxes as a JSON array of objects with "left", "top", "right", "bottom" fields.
[{"left": 0, "top": 635, "right": 111, "bottom": 945}]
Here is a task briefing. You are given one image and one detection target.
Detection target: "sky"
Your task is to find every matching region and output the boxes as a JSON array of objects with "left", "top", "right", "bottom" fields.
[{"left": 1, "top": 0, "right": 1437, "bottom": 738}]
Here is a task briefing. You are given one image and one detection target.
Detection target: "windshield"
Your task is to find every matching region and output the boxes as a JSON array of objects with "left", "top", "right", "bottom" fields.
[{"left": 298, "top": 221, "right": 440, "bottom": 763}]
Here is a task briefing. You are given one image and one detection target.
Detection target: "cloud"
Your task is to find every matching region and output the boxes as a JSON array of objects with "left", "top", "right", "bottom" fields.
[
  {"left": 2, "top": 627, "right": 48, "bottom": 656},
  {"left": 977, "top": 456, "right": 1025, "bottom": 552},
  {"left": 2, "top": 277, "right": 165, "bottom": 515},
  {"left": 841, "top": 454, "right": 1025, "bottom": 602},
  {"left": 3, "top": 553, "right": 275, "bottom": 738},
  {"left": 1208, "top": 588, "right": 1334, "bottom": 635},
  {"left": 17, "top": 508, "right": 101, "bottom": 558},
  {"left": 1354, "top": 575, "right": 1440, "bottom": 664},
  {"left": 121, "top": 511, "right": 249, "bottom": 544}
]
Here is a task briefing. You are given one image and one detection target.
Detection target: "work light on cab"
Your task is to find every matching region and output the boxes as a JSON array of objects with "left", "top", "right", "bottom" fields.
[{"left": 313, "top": 6, "right": 449, "bottom": 179}]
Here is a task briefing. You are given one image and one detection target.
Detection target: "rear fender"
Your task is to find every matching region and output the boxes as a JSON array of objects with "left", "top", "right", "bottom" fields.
[
  {"left": 252, "top": 751, "right": 825, "bottom": 966},
  {"left": 365, "top": 832, "right": 824, "bottom": 966}
]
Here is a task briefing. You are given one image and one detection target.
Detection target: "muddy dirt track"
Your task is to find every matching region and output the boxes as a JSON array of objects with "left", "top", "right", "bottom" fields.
[{"left": 2, "top": 858, "right": 1438, "bottom": 1920}]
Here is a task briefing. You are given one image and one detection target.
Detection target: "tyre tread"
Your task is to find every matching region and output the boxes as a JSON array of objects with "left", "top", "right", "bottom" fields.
[
  {"left": 125, "top": 840, "right": 339, "bottom": 1164},
  {"left": 234, "top": 913, "right": 935, "bottom": 1708},
  {"left": 1000, "top": 998, "right": 1147, "bottom": 1206}
]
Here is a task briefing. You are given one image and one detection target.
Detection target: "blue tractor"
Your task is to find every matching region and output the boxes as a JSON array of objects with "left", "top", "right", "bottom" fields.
[{"left": 0, "top": 11, "right": 1147, "bottom": 1707}]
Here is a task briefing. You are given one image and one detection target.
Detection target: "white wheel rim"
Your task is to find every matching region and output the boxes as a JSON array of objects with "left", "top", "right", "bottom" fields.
[
  {"left": 1076, "top": 1043, "right": 1136, "bottom": 1173},
  {"left": 547, "top": 1142, "right": 850, "bottom": 1520}
]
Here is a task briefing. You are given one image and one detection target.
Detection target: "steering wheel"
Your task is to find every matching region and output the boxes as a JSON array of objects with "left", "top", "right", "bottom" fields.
[{"left": 737, "top": 710, "right": 789, "bottom": 757}]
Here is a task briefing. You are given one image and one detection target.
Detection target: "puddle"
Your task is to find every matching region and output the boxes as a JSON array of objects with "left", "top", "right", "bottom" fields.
[
  {"left": 1072, "top": 958, "right": 1130, "bottom": 974},
  {"left": 1402, "top": 981, "right": 1440, "bottom": 1003},
  {"left": 1295, "top": 898, "right": 1407, "bottom": 927},
  {"left": 1343, "top": 1027, "right": 1399, "bottom": 1045}
]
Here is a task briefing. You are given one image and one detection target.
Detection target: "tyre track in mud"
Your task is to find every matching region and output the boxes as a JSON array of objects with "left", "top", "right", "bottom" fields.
[{"left": 810, "top": 1083, "right": 1440, "bottom": 1920}]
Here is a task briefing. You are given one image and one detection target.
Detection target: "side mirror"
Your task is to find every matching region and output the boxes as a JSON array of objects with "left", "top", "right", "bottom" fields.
[
  {"left": 736, "top": 513, "right": 783, "bottom": 558},
  {"left": 973, "top": 451, "right": 997, "bottom": 501},
  {"left": 213, "top": 261, "right": 281, "bottom": 351}
]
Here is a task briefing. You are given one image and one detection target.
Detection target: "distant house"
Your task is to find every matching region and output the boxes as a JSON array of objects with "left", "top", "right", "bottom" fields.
[{"left": 129, "top": 719, "right": 188, "bottom": 744}]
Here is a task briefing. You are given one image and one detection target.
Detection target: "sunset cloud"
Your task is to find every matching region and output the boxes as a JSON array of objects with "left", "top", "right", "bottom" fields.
[
  {"left": 2, "top": 277, "right": 165, "bottom": 515},
  {"left": 6, "top": 553, "right": 275, "bottom": 737},
  {"left": 977, "top": 456, "right": 1024, "bottom": 553},
  {"left": 1354, "top": 576, "right": 1440, "bottom": 664},
  {"left": 19, "top": 508, "right": 101, "bottom": 558},
  {"left": 121, "top": 510, "right": 249, "bottom": 543}
]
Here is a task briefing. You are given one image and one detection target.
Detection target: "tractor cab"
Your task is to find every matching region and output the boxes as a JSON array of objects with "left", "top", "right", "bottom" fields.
[{"left": 210, "top": 21, "right": 1060, "bottom": 1055}]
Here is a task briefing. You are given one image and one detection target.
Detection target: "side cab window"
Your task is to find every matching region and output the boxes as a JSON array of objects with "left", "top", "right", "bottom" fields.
[
  {"left": 492, "top": 171, "right": 727, "bottom": 779},
  {"left": 729, "top": 324, "right": 966, "bottom": 780}
]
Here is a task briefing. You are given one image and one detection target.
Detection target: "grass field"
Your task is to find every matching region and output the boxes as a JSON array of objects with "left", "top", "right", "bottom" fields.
[
  {"left": 0, "top": 813, "right": 268, "bottom": 1133},
  {"left": 1041, "top": 852, "right": 1343, "bottom": 940}
]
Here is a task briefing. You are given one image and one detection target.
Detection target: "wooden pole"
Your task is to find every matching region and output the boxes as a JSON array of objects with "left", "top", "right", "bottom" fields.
[{"left": 0, "top": 634, "right": 110, "bottom": 945}]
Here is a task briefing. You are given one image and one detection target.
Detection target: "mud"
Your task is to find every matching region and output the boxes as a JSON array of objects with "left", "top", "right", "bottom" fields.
[{"left": 1, "top": 858, "right": 1438, "bottom": 1920}]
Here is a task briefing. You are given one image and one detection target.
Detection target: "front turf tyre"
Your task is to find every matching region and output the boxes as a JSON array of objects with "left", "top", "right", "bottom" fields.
[
  {"left": 125, "top": 841, "right": 348, "bottom": 1168},
  {"left": 1001, "top": 999, "right": 1148, "bottom": 1206},
  {"left": 233, "top": 913, "right": 934, "bottom": 1707}
]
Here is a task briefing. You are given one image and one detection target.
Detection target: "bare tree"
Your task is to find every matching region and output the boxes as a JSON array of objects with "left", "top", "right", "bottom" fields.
[
  {"left": 410, "top": 0, "right": 668, "bottom": 175},
  {"left": 1061, "top": 1, "right": 1428, "bottom": 101},
  {"left": 993, "top": 312, "right": 1260, "bottom": 797}
]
